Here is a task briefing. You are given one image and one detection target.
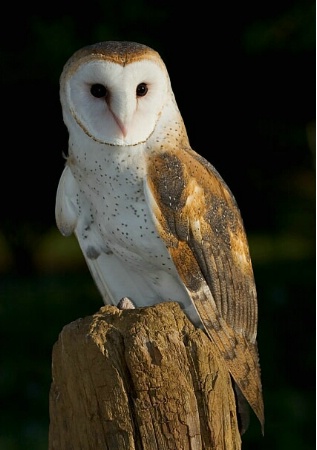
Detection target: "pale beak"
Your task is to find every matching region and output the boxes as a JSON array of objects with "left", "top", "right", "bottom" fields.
[{"left": 112, "top": 112, "right": 128, "bottom": 137}]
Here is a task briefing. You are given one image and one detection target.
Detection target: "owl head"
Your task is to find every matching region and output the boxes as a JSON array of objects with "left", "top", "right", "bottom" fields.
[{"left": 60, "top": 41, "right": 174, "bottom": 147}]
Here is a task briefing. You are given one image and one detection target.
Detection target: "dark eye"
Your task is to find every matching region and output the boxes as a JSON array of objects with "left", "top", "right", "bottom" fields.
[
  {"left": 90, "top": 84, "right": 108, "bottom": 98},
  {"left": 136, "top": 83, "right": 148, "bottom": 97}
]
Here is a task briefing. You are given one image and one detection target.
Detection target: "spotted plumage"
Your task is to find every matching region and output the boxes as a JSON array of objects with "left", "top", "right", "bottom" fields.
[{"left": 56, "top": 40, "right": 264, "bottom": 434}]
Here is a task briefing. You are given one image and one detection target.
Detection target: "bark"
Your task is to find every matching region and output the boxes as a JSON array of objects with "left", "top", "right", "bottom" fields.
[{"left": 49, "top": 302, "right": 241, "bottom": 450}]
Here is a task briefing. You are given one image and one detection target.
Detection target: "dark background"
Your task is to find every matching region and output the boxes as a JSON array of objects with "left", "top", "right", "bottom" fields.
[{"left": 0, "top": 1, "right": 315, "bottom": 449}]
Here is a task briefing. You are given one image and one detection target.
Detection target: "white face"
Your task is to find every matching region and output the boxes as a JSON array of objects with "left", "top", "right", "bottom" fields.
[{"left": 62, "top": 58, "right": 169, "bottom": 146}]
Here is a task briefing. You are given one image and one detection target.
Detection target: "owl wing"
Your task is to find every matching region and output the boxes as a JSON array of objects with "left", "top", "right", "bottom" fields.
[
  {"left": 55, "top": 165, "right": 80, "bottom": 237},
  {"left": 145, "top": 146, "right": 264, "bottom": 431}
]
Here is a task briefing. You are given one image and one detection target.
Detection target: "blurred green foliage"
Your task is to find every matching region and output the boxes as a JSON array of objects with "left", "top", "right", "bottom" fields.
[{"left": 0, "top": 0, "right": 315, "bottom": 448}]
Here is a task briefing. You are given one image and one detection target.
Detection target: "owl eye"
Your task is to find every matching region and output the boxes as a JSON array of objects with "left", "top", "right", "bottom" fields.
[
  {"left": 136, "top": 83, "right": 148, "bottom": 97},
  {"left": 90, "top": 84, "right": 108, "bottom": 98}
]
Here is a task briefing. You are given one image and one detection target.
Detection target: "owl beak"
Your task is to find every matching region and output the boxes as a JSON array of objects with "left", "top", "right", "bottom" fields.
[{"left": 113, "top": 114, "right": 128, "bottom": 137}]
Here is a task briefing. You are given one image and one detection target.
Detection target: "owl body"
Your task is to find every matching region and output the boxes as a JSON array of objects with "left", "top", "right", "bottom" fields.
[
  {"left": 58, "top": 71, "right": 197, "bottom": 317},
  {"left": 56, "top": 41, "right": 264, "bottom": 434},
  {"left": 60, "top": 142, "right": 198, "bottom": 319}
]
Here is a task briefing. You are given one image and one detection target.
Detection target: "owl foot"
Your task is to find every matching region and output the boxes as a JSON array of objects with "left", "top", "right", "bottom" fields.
[{"left": 117, "top": 297, "right": 136, "bottom": 310}]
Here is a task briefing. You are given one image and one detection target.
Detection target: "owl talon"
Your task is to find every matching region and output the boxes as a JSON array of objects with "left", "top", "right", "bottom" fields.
[{"left": 117, "top": 297, "right": 136, "bottom": 310}]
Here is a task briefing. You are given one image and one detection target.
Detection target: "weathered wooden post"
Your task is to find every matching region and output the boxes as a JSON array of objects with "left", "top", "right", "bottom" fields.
[{"left": 48, "top": 302, "right": 241, "bottom": 449}]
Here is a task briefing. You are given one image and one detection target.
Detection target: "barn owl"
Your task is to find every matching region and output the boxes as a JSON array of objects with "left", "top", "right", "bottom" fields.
[{"left": 56, "top": 41, "right": 264, "bottom": 434}]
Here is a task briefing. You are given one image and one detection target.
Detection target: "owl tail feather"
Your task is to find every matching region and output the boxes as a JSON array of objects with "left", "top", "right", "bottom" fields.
[
  {"left": 233, "top": 382, "right": 250, "bottom": 435},
  {"left": 190, "top": 288, "right": 265, "bottom": 435}
]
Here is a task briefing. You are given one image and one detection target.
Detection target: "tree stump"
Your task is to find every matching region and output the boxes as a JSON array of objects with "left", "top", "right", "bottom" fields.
[{"left": 49, "top": 302, "right": 241, "bottom": 450}]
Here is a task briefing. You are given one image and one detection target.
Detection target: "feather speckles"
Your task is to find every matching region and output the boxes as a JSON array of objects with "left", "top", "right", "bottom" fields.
[
  {"left": 56, "top": 40, "right": 264, "bottom": 435},
  {"left": 152, "top": 152, "right": 185, "bottom": 210}
]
